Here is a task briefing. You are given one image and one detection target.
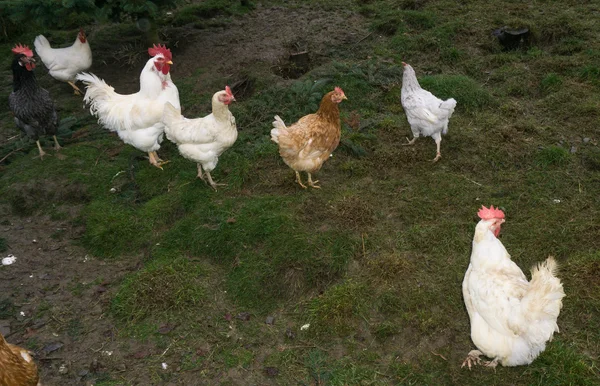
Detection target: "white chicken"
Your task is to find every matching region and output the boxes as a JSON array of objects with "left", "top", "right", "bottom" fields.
[
  {"left": 401, "top": 62, "right": 456, "bottom": 162},
  {"left": 34, "top": 28, "right": 92, "bottom": 95},
  {"left": 162, "top": 86, "right": 237, "bottom": 190},
  {"left": 77, "top": 44, "right": 180, "bottom": 168},
  {"left": 462, "top": 205, "right": 565, "bottom": 369}
]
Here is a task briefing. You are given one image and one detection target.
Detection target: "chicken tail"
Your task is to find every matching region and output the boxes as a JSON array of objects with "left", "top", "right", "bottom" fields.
[
  {"left": 270, "top": 115, "right": 287, "bottom": 144},
  {"left": 162, "top": 102, "right": 182, "bottom": 134},
  {"left": 521, "top": 256, "right": 565, "bottom": 346},
  {"left": 33, "top": 35, "right": 51, "bottom": 59},
  {"left": 75, "top": 72, "right": 125, "bottom": 132},
  {"left": 440, "top": 98, "right": 457, "bottom": 113}
]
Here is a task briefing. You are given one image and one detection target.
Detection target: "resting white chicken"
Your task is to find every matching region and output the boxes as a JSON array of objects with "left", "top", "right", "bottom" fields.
[
  {"left": 162, "top": 86, "right": 237, "bottom": 190},
  {"left": 77, "top": 44, "right": 180, "bottom": 168},
  {"left": 401, "top": 62, "right": 456, "bottom": 162},
  {"left": 462, "top": 205, "right": 565, "bottom": 369},
  {"left": 34, "top": 29, "right": 92, "bottom": 95}
]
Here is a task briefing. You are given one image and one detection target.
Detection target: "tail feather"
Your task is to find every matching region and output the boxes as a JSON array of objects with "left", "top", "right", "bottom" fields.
[
  {"left": 270, "top": 115, "right": 287, "bottom": 144},
  {"left": 33, "top": 35, "right": 51, "bottom": 57},
  {"left": 162, "top": 102, "right": 183, "bottom": 137},
  {"left": 521, "top": 256, "right": 565, "bottom": 345},
  {"left": 75, "top": 72, "right": 130, "bottom": 132}
]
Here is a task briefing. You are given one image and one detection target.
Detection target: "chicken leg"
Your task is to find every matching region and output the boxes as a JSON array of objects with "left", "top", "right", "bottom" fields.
[
  {"left": 35, "top": 140, "right": 47, "bottom": 159},
  {"left": 68, "top": 81, "right": 83, "bottom": 96},
  {"left": 307, "top": 173, "right": 321, "bottom": 189},
  {"left": 432, "top": 134, "right": 442, "bottom": 162},
  {"left": 295, "top": 171, "right": 307, "bottom": 189},
  {"left": 53, "top": 135, "right": 62, "bottom": 151}
]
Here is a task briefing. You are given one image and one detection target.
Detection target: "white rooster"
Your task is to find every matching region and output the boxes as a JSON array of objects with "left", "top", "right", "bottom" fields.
[
  {"left": 34, "top": 29, "right": 92, "bottom": 95},
  {"left": 401, "top": 62, "right": 456, "bottom": 162},
  {"left": 162, "top": 86, "right": 237, "bottom": 190},
  {"left": 77, "top": 44, "right": 180, "bottom": 169},
  {"left": 462, "top": 205, "right": 565, "bottom": 369}
]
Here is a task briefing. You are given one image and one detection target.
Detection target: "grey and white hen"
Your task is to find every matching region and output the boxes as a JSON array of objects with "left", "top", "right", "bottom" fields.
[{"left": 9, "top": 44, "right": 60, "bottom": 159}]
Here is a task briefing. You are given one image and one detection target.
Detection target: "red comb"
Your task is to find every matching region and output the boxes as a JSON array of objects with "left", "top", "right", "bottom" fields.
[
  {"left": 477, "top": 205, "right": 505, "bottom": 220},
  {"left": 225, "top": 86, "right": 234, "bottom": 97},
  {"left": 334, "top": 86, "right": 344, "bottom": 95},
  {"left": 12, "top": 44, "right": 33, "bottom": 57},
  {"left": 148, "top": 44, "right": 172, "bottom": 61}
]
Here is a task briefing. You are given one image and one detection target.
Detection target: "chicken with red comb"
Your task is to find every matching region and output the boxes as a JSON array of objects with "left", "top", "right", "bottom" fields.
[
  {"left": 34, "top": 29, "right": 92, "bottom": 95},
  {"left": 462, "top": 205, "right": 564, "bottom": 369},
  {"left": 9, "top": 44, "right": 61, "bottom": 158},
  {"left": 271, "top": 87, "right": 347, "bottom": 189},
  {"left": 77, "top": 44, "right": 180, "bottom": 169}
]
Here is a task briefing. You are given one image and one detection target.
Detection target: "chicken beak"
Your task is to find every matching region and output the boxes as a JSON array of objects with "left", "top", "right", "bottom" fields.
[
  {"left": 167, "top": 60, "right": 173, "bottom": 65},
  {"left": 342, "top": 95, "right": 348, "bottom": 100}
]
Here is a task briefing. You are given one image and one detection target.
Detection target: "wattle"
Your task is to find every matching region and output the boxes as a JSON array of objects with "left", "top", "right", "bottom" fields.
[
  {"left": 25, "top": 62, "right": 35, "bottom": 71},
  {"left": 162, "top": 64, "right": 170, "bottom": 75}
]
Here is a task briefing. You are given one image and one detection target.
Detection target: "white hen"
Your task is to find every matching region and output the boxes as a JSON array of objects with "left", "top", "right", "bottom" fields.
[
  {"left": 34, "top": 29, "right": 92, "bottom": 95},
  {"left": 462, "top": 205, "right": 565, "bottom": 369},
  {"left": 77, "top": 44, "right": 180, "bottom": 168},
  {"left": 401, "top": 62, "right": 456, "bottom": 162},
  {"left": 162, "top": 86, "right": 237, "bottom": 190}
]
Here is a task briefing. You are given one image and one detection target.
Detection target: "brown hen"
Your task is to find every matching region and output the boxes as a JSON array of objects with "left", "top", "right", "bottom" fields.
[
  {"left": 0, "top": 333, "right": 40, "bottom": 386},
  {"left": 271, "top": 87, "right": 347, "bottom": 188}
]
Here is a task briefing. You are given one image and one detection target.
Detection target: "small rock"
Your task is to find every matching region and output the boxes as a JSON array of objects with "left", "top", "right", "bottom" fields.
[
  {"left": 264, "top": 366, "right": 279, "bottom": 377},
  {"left": 224, "top": 313, "right": 232, "bottom": 322},
  {"left": 265, "top": 316, "right": 275, "bottom": 325},
  {"left": 235, "top": 312, "right": 251, "bottom": 321},
  {"left": 161, "top": 362, "right": 168, "bottom": 370},
  {"left": 570, "top": 146, "right": 577, "bottom": 154},
  {"left": 285, "top": 328, "right": 296, "bottom": 340},
  {"left": 58, "top": 363, "right": 69, "bottom": 374},
  {"left": 196, "top": 348, "right": 207, "bottom": 356},
  {"left": 583, "top": 137, "right": 590, "bottom": 143},
  {"left": 133, "top": 350, "right": 149, "bottom": 359},
  {"left": 78, "top": 369, "right": 89, "bottom": 378},
  {"left": 96, "top": 286, "right": 107, "bottom": 293},
  {"left": 15, "top": 225, "right": 24, "bottom": 230},
  {"left": 300, "top": 323, "right": 310, "bottom": 331},
  {"left": 0, "top": 320, "right": 10, "bottom": 336},
  {"left": 226, "top": 217, "right": 236, "bottom": 224},
  {"left": 89, "top": 359, "right": 100, "bottom": 373},
  {"left": 158, "top": 324, "right": 176, "bottom": 334}
]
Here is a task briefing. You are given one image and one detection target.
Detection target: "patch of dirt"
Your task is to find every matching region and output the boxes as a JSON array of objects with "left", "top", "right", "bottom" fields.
[
  {"left": 0, "top": 204, "right": 143, "bottom": 385},
  {"left": 87, "top": 5, "right": 368, "bottom": 95}
]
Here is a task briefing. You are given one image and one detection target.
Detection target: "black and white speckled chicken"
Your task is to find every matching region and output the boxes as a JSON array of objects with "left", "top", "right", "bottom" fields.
[{"left": 8, "top": 44, "right": 60, "bottom": 159}]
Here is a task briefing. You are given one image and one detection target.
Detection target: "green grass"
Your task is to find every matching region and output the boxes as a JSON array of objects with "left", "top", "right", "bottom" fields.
[{"left": 1, "top": 0, "right": 599, "bottom": 384}]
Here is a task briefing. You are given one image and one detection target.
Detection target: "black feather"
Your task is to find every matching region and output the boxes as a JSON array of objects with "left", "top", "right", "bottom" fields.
[{"left": 8, "top": 54, "right": 59, "bottom": 141}]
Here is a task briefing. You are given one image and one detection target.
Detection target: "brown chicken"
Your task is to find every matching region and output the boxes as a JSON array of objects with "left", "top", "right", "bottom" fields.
[
  {"left": 271, "top": 87, "right": 347, "bottom": 188},
  {"left": 0, "top": 333, "right": 40, "bottom": 386}
]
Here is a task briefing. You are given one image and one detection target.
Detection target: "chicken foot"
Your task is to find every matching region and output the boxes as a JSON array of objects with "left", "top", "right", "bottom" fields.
[
  {"left": 295, "top": 171, "right": 307, "bottom": 189},
  {"left": 307, "top": 173, "right": 321, "bottom": 189},
  {"left": 35, "top": 140, "right": 47, "bottom": 159},
  {"left": 197, "top": 164, "right": 225, "bottom": 191},
  {"left": 53, "top": 135, "right": 62, "bottom": 151},
  {"left": 403, "top": 137, "right": 417, "bottom": 146},
  {"left": 461, "top": 350, "right": 483, "bottom": 370},
  {"left": 68, "top": 81, "right": 83, "bottom": 96},
  {"left": 148, "top": 151, "right": 168, "bottom": 169}
]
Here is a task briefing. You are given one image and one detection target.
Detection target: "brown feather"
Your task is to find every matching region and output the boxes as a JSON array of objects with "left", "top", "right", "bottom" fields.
[
  {"left": 276, "top": 91, "right": 342, "bottom": 173},
  {"left": 0, "top": 334, "right": 39, "bottom": 386}
]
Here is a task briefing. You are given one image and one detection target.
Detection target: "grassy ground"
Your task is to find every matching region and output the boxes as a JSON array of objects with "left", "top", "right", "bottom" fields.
[{"left": 1, "top": 0, "right": 600, "bottom": 384}]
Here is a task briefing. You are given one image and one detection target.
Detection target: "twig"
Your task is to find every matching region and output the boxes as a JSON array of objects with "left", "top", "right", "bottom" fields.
[
  {"left": 461, "top": 175, "right": 483, "bottom": 187},
  {"left": 94, "top": 147, "right": 109, "bottom": 166},
  {"left": 39, "top": 356, "right": 63, "bottom": 361},
  {"left": 91, "top": 342, "right": 106, "bottom": 353},
  {"left": 355, "top": 31, "right": 373, "bottom": 45},
  {"left": 0, "top": 147, "right": 25, "bottom": 163},
  {"left": 431, "top": 351, "right": 448, "bottom": 361}
]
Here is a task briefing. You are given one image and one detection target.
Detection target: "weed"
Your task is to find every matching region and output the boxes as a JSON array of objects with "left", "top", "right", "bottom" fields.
[
  {"left": 536, "top": 146, "right": 570, "bottom": 167},
  {"left": 111, "top": 258, "right": 205, "bottom": 322}
]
